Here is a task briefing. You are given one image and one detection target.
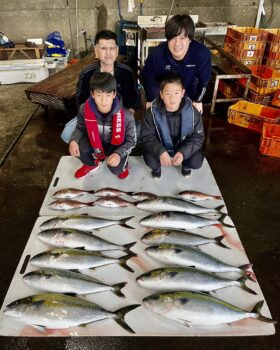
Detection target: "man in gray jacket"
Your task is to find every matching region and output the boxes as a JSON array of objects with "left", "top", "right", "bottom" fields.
[{"left": 69, "top": 72, "right": 136, "bottom": 180}]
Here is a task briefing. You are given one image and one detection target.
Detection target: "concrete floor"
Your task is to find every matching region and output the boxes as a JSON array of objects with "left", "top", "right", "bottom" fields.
[{"left": 0, "top": 85, "right": 279, "bottom": 349}]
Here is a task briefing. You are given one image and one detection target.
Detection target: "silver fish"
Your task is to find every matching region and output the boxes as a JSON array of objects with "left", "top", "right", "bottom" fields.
[
  {"left": 145, "top": 245, "right": 253, "bottom": 277},
  {"left": 140, "top": 211, "right": 232, "bottom": 231},
  {"left": 40, "top": 215, "right": 134, "bottom": 231},
  {"left": 141, "top": 229, "right": 228, "bottom": 249},
  {"left": 37, "top": 228, "right": 136, "bottom": 253},
  {"left": 93, "top": 197, "right": 135, "bottom": 208},
  {"left": 137, "top": 197, "right": 224, "bottom": 216},
  {"left": 53, "top": 188, "right": 95, "bottom": 199},
  {"left": 30, "top": 248, "right": 135, "bottom": 272},
  {"left": 177, "top": 190, "right": 223, "bottom": 202},
  {"left": 143, "top": 291, "right": 274, "bottom": 326},
  {"left": 94, "top": 188, "right": 133, "bottom": 197},
  {"left": 131, "top": 192, "right": 157, "bottom": 201},
  {"left": 48, "top": 199, "right": 94, "bottom": 211},
  {"left": 4, "top": 293, "right": 139, "bottom": 332},
  {"left": 137, "top": 267, "right": 256, "bottom": 294},
  {"left": 23, "top": 268, "right": 127, "bottom": 297}
]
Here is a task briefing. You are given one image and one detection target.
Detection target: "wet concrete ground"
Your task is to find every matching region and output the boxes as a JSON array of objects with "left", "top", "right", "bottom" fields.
[{"left": 0, "top": 87, "right": 279, "bottom": 349}]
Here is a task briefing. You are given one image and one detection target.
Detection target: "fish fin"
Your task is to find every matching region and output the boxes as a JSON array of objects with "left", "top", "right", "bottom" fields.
[
  {"left": 120, "top": 216, "right": 135, "bottom": 229},
  {"left": 214, "top": 195, "right": 223, "bottom": 200},
  {"left": 120, "top": 254, "right": 136, "bottom": 272},
  {"left": 237, "top": 276, "right": 257, "bottom": 295},
  {"left": 123, "top": 241, "right": 137, "bottom": 255},
  {"left": 111, "top": 282, "right": 127, "bottom": 298},
  {"left": 251, "top": 301, "right": 276, "bottom": 324},
  {"left": 64, "top": 292, "right": 77, "bottom": 297},
  {"left": 215, "top": 204, "right": 225, "bottom": 212},
  {"left": 219, "top": 214, "right": 234, "bottom": 228},
  {"left": 214, "top": 235, "right": 229, "bottom": 249},
  {"left": 178, "top": 319, "right": 191, "bottom": 327},
  {"left": 88, "top": 190, "right": 95, "bottom": 194},
  {"left": 32, "top": 325, "right": 47, "bottom": 332},
  {"left": 114, "top": 304, "right": 141, "bottom": 333}
]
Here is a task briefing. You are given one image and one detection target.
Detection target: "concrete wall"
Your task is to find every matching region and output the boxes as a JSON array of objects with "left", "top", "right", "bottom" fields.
[{"left": 1, "top": 0, "right": 279, "bottom": 56}]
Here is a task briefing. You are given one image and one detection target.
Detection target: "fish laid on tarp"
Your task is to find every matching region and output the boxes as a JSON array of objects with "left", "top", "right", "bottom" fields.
[
  {"left": 30, "top": 248, "right": 135, "bottom": 272},
  {"left": 48, "top": 199, "right": 94, "bottom": 211},
  {"left": 53, "top": 188, "right": 95, "bottom": 199},
  {"left": 23, "top": 268, "right": 127, "bottom": 297},
  {"left": 93, "top": 197, "right": 136, "bottom": 208},
  {"left": 141, "top": 229, "right": 228, "bottom": 249},
  {"left": 4, "top": 293, "right": 139, "bottom": 332},
  {"left": 177, "top": 190, "right": 223, "bottom": 202},
  {"left": 94, "top": 188, "right": 133, "bottom": 197},
  {"left": 137, "top": 197, "right": 224, "bottom": 216},
  {"left": 40, "top": 215, "right": 134, "bottom": 231},
  {"left": 37, "top": 228, "right": 136, "bottom": 253},
  {"left": 137, "top": 267, "right": 256, "bottom": 294},
  {"left": 145, "top": 245, "right": 253, "bottom": 278},
  {"left": 140, "top": 211, "right": 233, "bottom": 231},
  {"left": 143, "top": 291, "right": 275, "bottom": 326}
]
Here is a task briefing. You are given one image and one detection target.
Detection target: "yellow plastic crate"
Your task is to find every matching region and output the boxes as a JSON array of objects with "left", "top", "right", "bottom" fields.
[{"left": 227, "top": 100, "right": 280, "bottom": 133}]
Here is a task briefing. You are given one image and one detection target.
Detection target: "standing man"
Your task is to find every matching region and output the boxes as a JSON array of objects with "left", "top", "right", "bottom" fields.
[
  {"left": 76, "top": 30, "right": 138, "bottom": 113},
  {"left": 141, "top": 14, "right": 211, "bottom": 113}
]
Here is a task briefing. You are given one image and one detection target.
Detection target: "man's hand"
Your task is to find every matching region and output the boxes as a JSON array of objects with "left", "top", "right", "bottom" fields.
[
  {"left": 69, "top": 141, "right": 80, "bottom": 157},
  {"left": 146, "top": 102, "right": 152, "bottom": 109},
  {"left": 193, "top": 101, "right": 203, "bottom": 114},
  {"left": 160, "top": 151, "right": 172, "bottom": 166},
  {"left": 172, "top": 152, "right": 184, "bottom": 166},
  {"left": 107, "top": 153, "right": 121, "bottom": 167}
]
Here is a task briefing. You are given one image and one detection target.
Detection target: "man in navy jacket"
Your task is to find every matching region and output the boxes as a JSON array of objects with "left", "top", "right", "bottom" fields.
[{"left": 141, "top": 15, "right": 211, "bottom": 113}]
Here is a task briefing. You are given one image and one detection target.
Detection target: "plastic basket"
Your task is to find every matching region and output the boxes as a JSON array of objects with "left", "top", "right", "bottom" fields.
[
  {"left": 247, "top": 90, "right": 274, "bottom": 105},
  {"left": 223, "top": 42, "right": 265, "bottom": 59},
  {"left": 262, "top": 57, "right": 280, "bottom": 69},
  {"left": 238, "top": 57, "right": 263, "bottom": 66},
  {"left": 272, "top": 89, "right": 280, "bottom": 108},
  {"left": 226, "top": 27, "right": 268, "bottom": 42},
  {"left": 259, "top": 123, "right": 280, "bottom": 157},
  {"left": 224, "top": 35, "right": 266, "bottom": 51},
  {"left": 265, "top": 29, "right": 280, "bottom": 43},
  {"left": 265, "top": 41, "right": 280, "bottom": 53},
  {"left": 227, "top": 100, "right": 280, "bottom": 133}
]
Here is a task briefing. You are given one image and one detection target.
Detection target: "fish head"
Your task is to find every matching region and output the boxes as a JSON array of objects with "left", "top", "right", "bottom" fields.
[
  {"left": 4, "top": 296, "right": 34, "bottom": 317},
  {"left": 141, "top": 229, "right": 169, "bottom": 244}
]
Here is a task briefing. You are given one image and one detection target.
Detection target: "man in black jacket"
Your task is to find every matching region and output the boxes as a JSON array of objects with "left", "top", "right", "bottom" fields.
[
  {"left": 76, "top": 30, "right": 138, "bottom": 113},
  {"left": 141, "top": 71, "right": 204, "bottom": 179}
]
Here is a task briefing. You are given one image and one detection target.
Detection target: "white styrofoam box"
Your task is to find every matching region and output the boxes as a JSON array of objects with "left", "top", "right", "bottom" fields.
[
  {"left": 27, "top": 38, "right": 43, "bottom": 45},
  {"left": 138, "top": 15, "right": 199, "bottom": 28},
  {"left": 0, "top": 59, "right": 49, "bottom": 84}
]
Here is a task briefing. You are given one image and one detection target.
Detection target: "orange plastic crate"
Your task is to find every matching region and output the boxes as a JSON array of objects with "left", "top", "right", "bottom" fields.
[
  {"left": 238, "top": 57, "right": 263, "bottom": 66},
  {"left": 272, "top": 89, "right": 280, "bottom": 108},
  {"left": 227, "top": 100, "right": 280, "bottom": 133},
  {"left": 259, "top": 123, "right": 280, "bottom": 157},
  {"left": 226, "top": 27, "right": 268, "bottom": 42},
  {"left": 247, "top": 90, "right": 274, "bottom": 105},
  {"left": 224, "top": 35, "right": 266, "bottom": 50},
  {"left": 265, "top": 41, "right": 280, "bottom": 53},
  {"left": 223, "top": 42, "right": 265, "bottom": 59},
  {"left": 265, "top": 29, "right": 280, "bottom": 43},
  {"left": 262, "top": 57, "right": 280, "bottom": 69}
]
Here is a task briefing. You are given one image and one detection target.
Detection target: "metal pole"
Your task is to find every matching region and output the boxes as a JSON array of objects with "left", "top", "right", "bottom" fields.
[
  {"left": 255, "top": 0, "right": 265, "bottom": 28},
  {"left": 66, "top": 0, "right": 75, "bottom": 58}
]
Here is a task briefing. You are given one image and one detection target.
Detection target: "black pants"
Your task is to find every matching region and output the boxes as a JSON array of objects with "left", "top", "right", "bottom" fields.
[
  {"left": 143, "top": 149, "right": 204, "bottom": 171},
  {"left": 78, "top": 136, "right": 128, "bottom": 176}
]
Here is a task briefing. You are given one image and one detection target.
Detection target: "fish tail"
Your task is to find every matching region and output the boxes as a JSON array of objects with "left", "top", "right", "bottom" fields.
[
  {"left": 251, "top": 300, "right": 276, "bottom": 324},
  {"left": 237, "top": 276, "right": 257, "bottom": 295},
  {"left": 114, "top": 304, "right": 141, "bottom": 333},
  {"left": 240, "top": 263, "right": 256, "bottom": 282},
  {"left": 219, "top": 214, "right": 234, "bottom": 228},
  {"left": 112, "top": 282, "right": 127, "bottom": 298},
  {"left": 214, "top": 235, "right": 229, "bottom": 249},
  {"left": 120, "top": 253, "right": 136, "bottom": 272},
  {"left": 123, "top": 242, "right": 137, "bottom": 255},
  {"left": 215, "top": 204, "right": 225, "bottom": 212},
  {"left": 120, "top": 216, "right": 135, "bottom": 229}
]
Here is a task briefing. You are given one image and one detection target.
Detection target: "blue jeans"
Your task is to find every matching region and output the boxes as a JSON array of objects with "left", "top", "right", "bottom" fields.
[{"left": 61, "top": 117, "right": 77, "bottom": 143}]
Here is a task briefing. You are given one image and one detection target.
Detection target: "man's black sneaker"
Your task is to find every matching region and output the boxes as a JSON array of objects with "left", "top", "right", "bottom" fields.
[
  {"left": 182, "top": 168, "right": 192, "bottom": 177},
  {"left": 151, "top": 168, "right": 161, "bottom": 180}
]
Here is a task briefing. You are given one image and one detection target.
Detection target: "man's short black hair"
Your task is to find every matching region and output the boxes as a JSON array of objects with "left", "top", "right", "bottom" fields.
[
  {"left": 94, "top": 30, "right": 118, "bottom": 45},
  {"left": 165, "top": 14, "right": 195, "bottom": 41},
  {"left": 90, "top": 72, "right": 117, "bottom": 93},
  {"left": 159, "top": 71, "right": 184, "bottom": 91}
]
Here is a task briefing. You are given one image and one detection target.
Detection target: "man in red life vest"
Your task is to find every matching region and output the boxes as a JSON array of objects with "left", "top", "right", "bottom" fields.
[{"left": 69, "top": 72, "right": 136, "bottom": 179}]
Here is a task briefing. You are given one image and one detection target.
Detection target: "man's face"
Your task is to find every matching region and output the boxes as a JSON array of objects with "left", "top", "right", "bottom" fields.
[
  {"left": 95, "top": 39, "right": 119, "bottom": 66},
  {"left": 167, "top": 31, "right": 191, "bottom": 61},
  {"left": 160, "top": 82, "right": 185, "bottom": 112},
  {"left": 92, "top": 90, "right": 116, "bottom": 113}
]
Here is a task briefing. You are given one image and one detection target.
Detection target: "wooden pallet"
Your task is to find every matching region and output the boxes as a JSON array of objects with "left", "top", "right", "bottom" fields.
[{"left": 0, "top": 43, "right": 45, "bottom": 60}]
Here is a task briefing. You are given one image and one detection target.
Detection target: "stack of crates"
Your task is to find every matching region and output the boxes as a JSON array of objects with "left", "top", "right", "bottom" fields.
[
  {"left": 239, "top": 65, "right": 280, "bottom": 105},
  {"left": 272, "top": 90, "right": 280, "bottom": 108},
  {"left": 259, "top": 123, "right": 280, "bottom": 157},
  {"left": 223, "top": 27, "right": 268, "bottom": 66},
  {"left": 227, "top": 100, "right": 280, "bottom": 133},
  {"left": 263, "top": 29, "right": 280, "bottom": 71}
]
